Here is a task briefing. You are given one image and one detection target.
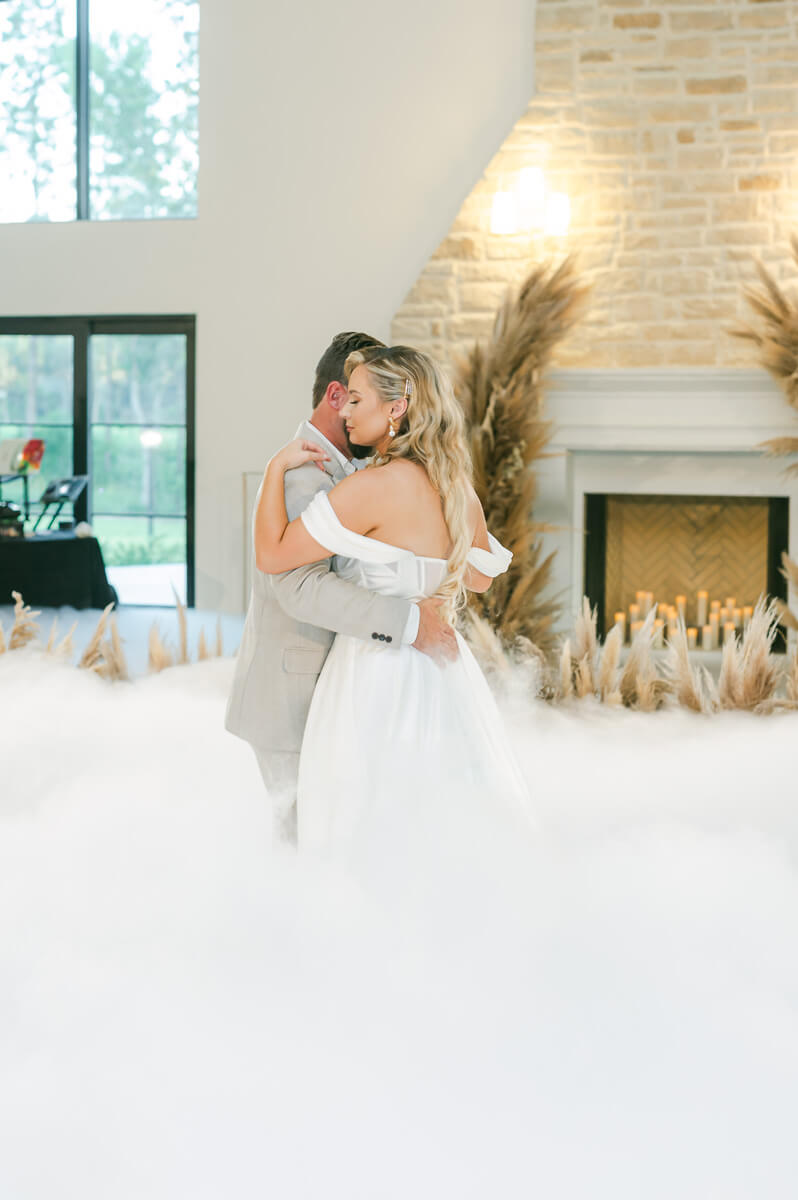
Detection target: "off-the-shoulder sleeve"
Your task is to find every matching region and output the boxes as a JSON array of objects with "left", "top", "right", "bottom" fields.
[
  {"left": 466, "top": 531, "right": 513, "bottom": 578},
  {"left": 299, "top": 490, "right": 413, "bottom": 564}
]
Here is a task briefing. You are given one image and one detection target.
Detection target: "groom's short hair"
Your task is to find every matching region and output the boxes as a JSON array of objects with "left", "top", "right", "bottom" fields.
[{"left": 312, "top": 331, "right": 386, "bottom": 409}]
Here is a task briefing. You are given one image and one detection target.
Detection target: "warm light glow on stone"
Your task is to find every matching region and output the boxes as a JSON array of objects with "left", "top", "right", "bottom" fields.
[{"left": 490, "top": 189, "right": 518, "bottom": 235}]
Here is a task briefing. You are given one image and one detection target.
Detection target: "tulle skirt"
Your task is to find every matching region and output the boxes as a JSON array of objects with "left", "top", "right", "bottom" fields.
[{"left": 296, "top": 631, "right": 537, "bottom": 888}]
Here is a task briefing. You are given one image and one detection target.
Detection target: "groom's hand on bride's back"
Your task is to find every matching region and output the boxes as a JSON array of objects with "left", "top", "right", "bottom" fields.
[{"left": 413, "top": 598, "right": 458, "bottom": 663}]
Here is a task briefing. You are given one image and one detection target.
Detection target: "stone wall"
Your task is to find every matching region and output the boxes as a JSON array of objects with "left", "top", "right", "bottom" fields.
[{"left": 391, "top": 0, "right": 798, "bottom": 369}]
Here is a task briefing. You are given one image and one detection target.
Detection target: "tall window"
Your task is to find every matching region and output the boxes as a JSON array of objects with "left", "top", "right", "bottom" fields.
[
  {"left": 0, "top": 0, "right": 198, "bottom": 223},
  {"left": 0, "top": 317, "right": 195, "bottom": 606}
]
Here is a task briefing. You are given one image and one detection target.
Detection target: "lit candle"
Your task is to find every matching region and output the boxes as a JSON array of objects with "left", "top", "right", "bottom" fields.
[
  {"left": 630, "top": 620, "right": 643, "bottom": 639},
  {"left": 710, "top": 599, "right": 721, "bottom": 613},
  {"left": 614, "top": 611, "right": 627, "bottom": 642},
  {"left": 696, "top": 591, "right": 708, "bottom": 627},
  {"left": 724, "top": 621, "right": 736, "bottom": 644},
  {"left": 701, "top": 624, "right": 712, "bottom": 650},
  {"left": 742, "top": 605, "right": 753, "bottom": 632},
  {"left": 675, "top": 594, "right": 686, "bottom": 623},
  {"left": 720, "top": 606, "right": 729, "bottom": 625},
  {"left": 725, "top": 596, "right": 736, "bottom": 611},
  {"left": 709, "top": 612, "right": 720, "bottom": 649},
  {"left": 653, "top": 618, "right": 665, "bottom": 648},
  {"left": 687, "top": 627, "right": 698, "bottom": 650},
  {"left": 629, "top": 603, "right": 641, "bottom": 623},
  {"left": 733, "top": 607, "right": 743, "bottom": 630},
  {"left": 667, "top": 607, "right": 678, "bottom": 636},
  {"left": 644, "top": 590, "right": 654, "bottom": 616}
]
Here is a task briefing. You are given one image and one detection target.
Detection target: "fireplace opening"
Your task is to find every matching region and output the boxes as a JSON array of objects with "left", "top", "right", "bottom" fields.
[{"left": 584, "top": 494, "right": 790, "bottom": 653}]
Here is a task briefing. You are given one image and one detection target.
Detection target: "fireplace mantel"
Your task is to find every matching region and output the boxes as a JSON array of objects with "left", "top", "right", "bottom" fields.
[
  {"left": 536, "top": 369, "right": 798, "bottom": 633},
  {"left": 545, "top": 368, "right": 793, "bottom": 454}
]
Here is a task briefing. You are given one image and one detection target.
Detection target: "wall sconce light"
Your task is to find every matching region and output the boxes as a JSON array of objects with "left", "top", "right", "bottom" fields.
[
  {"left": 490, "top": 190, "right": 519, "bottom": 235},
  {"left": 489, "top": 168, "right": 570, "bottom": 238},
  {"left": 518, "top": 166, "right": 545, "bottom": 231}
]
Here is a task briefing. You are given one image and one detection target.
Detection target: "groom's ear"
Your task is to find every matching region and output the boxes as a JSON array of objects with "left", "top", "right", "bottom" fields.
[{"left": 324, "top": 382, "right": 348, "bottom": 412}]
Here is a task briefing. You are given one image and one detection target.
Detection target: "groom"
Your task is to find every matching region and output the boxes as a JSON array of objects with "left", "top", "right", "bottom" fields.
[{"left": 224, "top": 331, "right": 457, "bottom": 844}]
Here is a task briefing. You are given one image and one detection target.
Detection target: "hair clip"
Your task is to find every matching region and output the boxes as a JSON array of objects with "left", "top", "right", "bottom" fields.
[{"left": 403, "top": 378, "right": 411, "bottom": 400}]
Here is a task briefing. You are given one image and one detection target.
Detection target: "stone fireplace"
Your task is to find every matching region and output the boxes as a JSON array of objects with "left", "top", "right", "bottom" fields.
[
  {"left": 383, "top": 0, "right": 798, "bottom": 643},
  {"left": 536, "top": 368, "right": 798, "bottom": 638}
]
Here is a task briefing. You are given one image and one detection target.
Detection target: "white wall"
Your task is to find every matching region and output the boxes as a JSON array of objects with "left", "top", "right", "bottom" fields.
[{"left": 0, "top": 0, "right": 536, "bottom": 612}]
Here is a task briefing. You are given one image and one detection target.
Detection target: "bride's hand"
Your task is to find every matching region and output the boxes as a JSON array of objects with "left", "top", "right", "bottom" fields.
[{"left": 273, "top": 438, "right": 330, "bottom": 473}]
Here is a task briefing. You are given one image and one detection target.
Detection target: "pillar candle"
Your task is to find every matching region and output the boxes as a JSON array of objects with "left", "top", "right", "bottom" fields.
[
  {"left": 710, "top": 599, "right": 721, "bottom": 613},
  {"left": 635, "top": 590, "right": 646, "bottom": 613},
  {"left": 696, "top": 591, "right": 708, "bottom": 627},
  {"left": 614, "top": 611, "right": 626, "bottom": 642},
  {"left": 725, "top": 596, "right": 736, "bottom": 611},
  {"left": 653, "top": 618, "right": 665, "bottom": 648},
  {"left": 724, "top": 621, "right": 736, "bottom": 644},
  {"left": 742, "top": 605, "right": 753, "bottom": 632},
  {"left": 630, "top": 620, "right": 643, "bottom": 639},
  {"left": 643, "top": 591, "right": 654, "bottom": 616},
  {"left": 720, "top": 606, "right": 729, "bottom": 625},
  {"left": 675, "top": 595, "right": 686, "bottom": 623},
  {"left": 629, "top": 603, "right": 641, "bottom": 623},
  {"left": 687, "top": 627, "right": 698, "bottom": 650},
  {"left": 701, "top": 624, "right": 712, "bottom": 650},
  {"left": 709, "top": 612, "right": 720, "bottom": 649},
  {"left": 733, "top": 607, "right": 742, "bottom": 630}
]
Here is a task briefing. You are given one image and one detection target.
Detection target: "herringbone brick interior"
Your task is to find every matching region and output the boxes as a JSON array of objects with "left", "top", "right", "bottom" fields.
[{"left": 605, "top": 495, "right": 769, "bottom": 632}]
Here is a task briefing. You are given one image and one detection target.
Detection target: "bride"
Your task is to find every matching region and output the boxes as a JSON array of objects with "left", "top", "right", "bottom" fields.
[{"left": 255, "top": 344, "right": 535, "bottom": 868}]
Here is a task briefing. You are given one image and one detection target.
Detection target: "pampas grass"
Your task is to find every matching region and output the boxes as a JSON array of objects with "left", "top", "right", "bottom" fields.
[
  {"left": 733, "top": 234, "right": 798, "bottom": 473},
  {"left": 786, "top": 649, "right": 798, "bottom": 703},
  {"left": 663, "top": 621, "right": 717, "bottom": 715},
  {"left": 0, "top": 590, "right": 226, "bottom": 680},
  {"left": 549, "top": 596, "right": 793, "bottom": 713},
  {"left": 148, "top": 623, "right": 175, "bottom": 673},
  {"left": 455, "top": 256, "right": 589, "bottom": 655},
  {"left": 596, "top": 624, "right": 623, "bottom": 705},
  {"left": 3, "top": 591, "right": 42, "bottom": 650},
  {"left": 77, "top": 601, "right": 115, "bottom": 672},
  {"left": 619, "top": 608, "right": 669, "bottom": 712},
  {"left": 462, "top": 607, "right": 512, "bottom": 680},
  {"left": 557, "top": 638, "right": 573, "bottom": 700},
  {"left": 44, "top": 615, "right": 79, "bottom": 661}
]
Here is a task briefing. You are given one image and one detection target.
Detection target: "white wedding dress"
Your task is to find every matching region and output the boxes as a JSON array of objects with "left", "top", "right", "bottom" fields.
[{"left": 295, "top": 491, "right": 536, "bottom": 875}]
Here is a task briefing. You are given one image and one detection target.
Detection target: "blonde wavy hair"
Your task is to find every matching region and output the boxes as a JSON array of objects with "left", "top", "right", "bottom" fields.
[{"left": 344, "top": 344, "right": 474, "bottom": 621}]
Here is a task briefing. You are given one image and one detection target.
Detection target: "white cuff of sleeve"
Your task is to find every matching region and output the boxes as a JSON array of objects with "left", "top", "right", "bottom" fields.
[{"left": 401, "top": 603, "right": 420, "bottom": 645}]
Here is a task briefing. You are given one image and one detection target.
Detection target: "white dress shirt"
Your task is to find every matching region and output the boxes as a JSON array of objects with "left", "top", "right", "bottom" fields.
[{"left": 296, "top": 420, "right": 420, "bottom": 645}]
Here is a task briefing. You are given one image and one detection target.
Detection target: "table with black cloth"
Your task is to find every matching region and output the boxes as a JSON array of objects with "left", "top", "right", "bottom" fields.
[{"left": 0, "top": 531, "right": 117, "bottom": 609}]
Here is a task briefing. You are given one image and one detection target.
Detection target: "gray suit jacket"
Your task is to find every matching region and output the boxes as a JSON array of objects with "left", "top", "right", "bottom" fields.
[{"left": 224, "top": 433, "right": 412, "bottom": 754}]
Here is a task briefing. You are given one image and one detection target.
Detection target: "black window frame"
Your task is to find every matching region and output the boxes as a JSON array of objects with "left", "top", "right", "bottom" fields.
[
  {"left": 0, "top": 314, "right": 196, "bottom": 607},
  {"left": 4, "top": 0, "right": 195, "bottom": 221}
]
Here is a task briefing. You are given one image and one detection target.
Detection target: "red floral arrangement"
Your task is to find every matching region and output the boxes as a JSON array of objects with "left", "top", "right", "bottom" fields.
[{"left": 13, "top": 439, "right": 45, "bottom": 473}]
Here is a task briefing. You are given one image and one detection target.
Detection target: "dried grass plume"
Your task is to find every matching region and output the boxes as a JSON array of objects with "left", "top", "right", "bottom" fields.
[{"left": 454, "top": 256, "right": 589, "bottom": 655}]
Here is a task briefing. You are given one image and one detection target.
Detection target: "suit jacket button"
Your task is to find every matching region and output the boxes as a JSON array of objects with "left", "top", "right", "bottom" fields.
[
  {"left": 371, "top": 632, "right": 378, "bottom": 639},
  {"left": 379, "top": 633, "right": 386, "bottom": 640},
  {"left": 386, "top": 635, "right": 392, "bottom": 643}
]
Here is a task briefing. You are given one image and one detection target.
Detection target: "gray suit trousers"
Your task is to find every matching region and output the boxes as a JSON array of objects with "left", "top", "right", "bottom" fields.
[{"left": 254, "top": 747, "right": 299, "bottom": 847}]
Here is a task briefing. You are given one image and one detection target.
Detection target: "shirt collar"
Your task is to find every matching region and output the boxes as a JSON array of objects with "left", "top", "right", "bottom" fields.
[{"left": 295, "top": 420, "right": 360, "bottom": 477}]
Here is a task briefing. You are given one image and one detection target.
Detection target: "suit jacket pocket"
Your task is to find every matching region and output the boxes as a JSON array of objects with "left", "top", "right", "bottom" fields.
[{"left": 282, "top": 646, "right": 326, "bottom": 675}]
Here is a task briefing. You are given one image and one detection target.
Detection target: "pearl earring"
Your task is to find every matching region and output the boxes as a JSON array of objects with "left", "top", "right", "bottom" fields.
[{"left": 388, "top": 416, "right": 396, "bottom": 438}]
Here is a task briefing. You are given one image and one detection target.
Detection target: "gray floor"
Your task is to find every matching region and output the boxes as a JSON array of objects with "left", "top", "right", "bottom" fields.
[{"left": 0, "top": 601, "right": 246, "bottom": 678}]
